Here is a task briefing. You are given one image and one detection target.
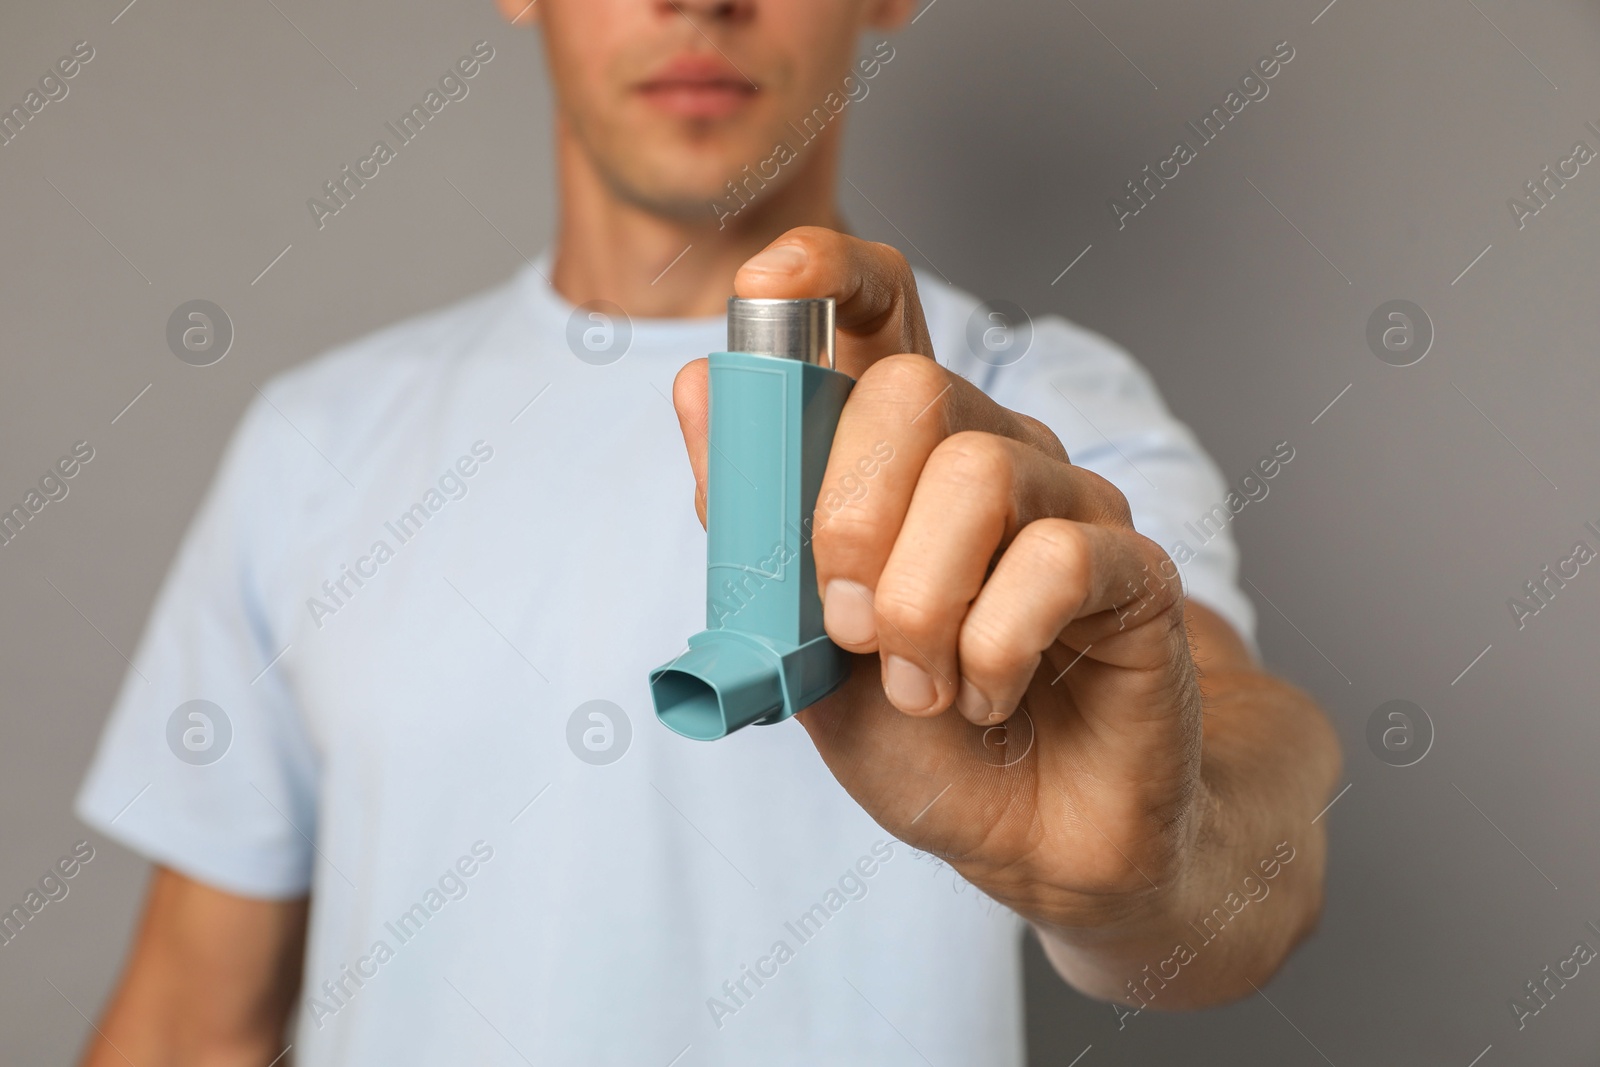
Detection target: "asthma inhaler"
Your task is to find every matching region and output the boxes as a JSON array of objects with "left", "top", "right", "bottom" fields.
[{"left": 650, "top": 297, "right": 854, "bottom": 741}]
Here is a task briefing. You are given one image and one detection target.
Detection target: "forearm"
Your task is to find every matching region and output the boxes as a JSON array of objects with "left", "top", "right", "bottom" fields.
[
  {"left": 1034, "top": 665, "right": 1341, "bottom": 1010},
  {"left": 84, "top": 976, "right": 291, "bottom": 1067},
  {"left": 80, "top": 868, "right": 306, "bottom": 1067}
]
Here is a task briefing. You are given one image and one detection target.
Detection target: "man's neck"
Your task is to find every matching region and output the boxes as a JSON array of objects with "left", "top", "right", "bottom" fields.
[{"left": 548, "top": 123, "right": 847, "bottom": 318}]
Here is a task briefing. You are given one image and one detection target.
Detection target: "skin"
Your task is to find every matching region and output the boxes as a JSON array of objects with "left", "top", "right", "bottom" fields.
[
  {"left": 80, "top": 869, "right": 306, "bottom": 1066},
  {"left": 676, "top": 231, "right": 1339, "bottom": 1006},
  {"left": 81, "top": 1, "right": 1340, "bottom": 1061}
]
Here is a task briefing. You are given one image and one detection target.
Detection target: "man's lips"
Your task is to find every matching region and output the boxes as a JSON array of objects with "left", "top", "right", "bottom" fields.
[{"left": 635, "top": 56, "right": 758, "bottom": 119}]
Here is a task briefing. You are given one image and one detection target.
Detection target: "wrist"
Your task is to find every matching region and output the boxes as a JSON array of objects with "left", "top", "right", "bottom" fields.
[
  {"left": 1021, "top": 780, "right": 1213, "bottom": 1001},
  {"left": 1029, "top": 823, "right": 1323, "bottom": 1011}
]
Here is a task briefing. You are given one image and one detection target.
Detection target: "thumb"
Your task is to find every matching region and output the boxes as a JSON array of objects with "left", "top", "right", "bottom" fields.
[{"left": 671, "top": 357, "right": 710, "bottom": 528}]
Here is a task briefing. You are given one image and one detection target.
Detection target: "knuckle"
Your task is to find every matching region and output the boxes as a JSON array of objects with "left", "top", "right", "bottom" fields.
[
  {"left": 1018, "top": 519, "right": 1092, "bottom": 596},
  {"left": 1013, "top": 412, "right": 1070, "bottom": 463},
  {"left": 869, "top": 240, "right": 913, "bottom": 282},
  {"left": 927, "top": 431, "right": 1013, "bottom": 492},
  {"left": 860, "top": 352, "right": 947, "bottom": 407},
  {"left": 873, "top": 580, "right": 947, "bottom": 646},
  {"left": 958, "top": 615, "right": 1031, "bottom": 679},
  {"left": 810, "top": 505, "right": 878, "bottom": 566},
  {"left": 1076, "top": 467, "right": 1134, "bottom": 527}
]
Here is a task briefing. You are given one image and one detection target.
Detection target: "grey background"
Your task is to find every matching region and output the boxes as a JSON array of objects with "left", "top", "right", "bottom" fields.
[{"left": 2, "top": 0, "right": 1596, "bottom": 1063}]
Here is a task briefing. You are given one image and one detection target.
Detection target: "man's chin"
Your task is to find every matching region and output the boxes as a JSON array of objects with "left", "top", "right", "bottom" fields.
[{"left": 603, "top": 160, "right": 772, "bottom": 226}]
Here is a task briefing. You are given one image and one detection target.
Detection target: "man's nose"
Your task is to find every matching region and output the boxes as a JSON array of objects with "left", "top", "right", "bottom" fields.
[{"left": 659, "top": 0, "right": 754, "bottom": 25}]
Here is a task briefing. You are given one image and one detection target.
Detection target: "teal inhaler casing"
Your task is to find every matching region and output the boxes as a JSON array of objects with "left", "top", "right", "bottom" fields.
[{"left": 650, "top": 297, "right": 854, "bottom": 741}]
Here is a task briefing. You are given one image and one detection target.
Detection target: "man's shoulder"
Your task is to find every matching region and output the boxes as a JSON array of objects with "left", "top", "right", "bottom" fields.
[
  {"left": 266, "top": 272, "right": 523, "bottom": 417},
  {"left": 914, "top": 269, "right": 1162, "bottom": 401},
  {"left": 247, "top": 270, "right": 527, "bottom": 472}
]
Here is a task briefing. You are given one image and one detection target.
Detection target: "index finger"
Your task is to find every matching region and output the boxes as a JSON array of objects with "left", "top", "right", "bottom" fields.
[{"left": 734, "top": 226, "right": 934, "bottom": 377}]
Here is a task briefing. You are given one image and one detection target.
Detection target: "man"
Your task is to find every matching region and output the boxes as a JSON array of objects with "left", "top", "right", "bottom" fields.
[{"left": 76, "top": 0, "right": 1340, "bottom": 1063}]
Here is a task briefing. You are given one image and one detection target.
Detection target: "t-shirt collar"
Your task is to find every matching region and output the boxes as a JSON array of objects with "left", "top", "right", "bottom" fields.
[{"left": 516, "top": 247, "right": 728, "bottom": 349}]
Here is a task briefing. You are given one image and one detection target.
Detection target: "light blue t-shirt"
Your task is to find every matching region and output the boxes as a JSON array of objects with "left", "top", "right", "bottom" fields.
[{"left": 76, "top": 255, "right": 1253, "bottom": 1066}]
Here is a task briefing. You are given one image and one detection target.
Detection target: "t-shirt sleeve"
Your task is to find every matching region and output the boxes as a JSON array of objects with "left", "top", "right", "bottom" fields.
[
  {"left": 74, "top": 395, "right": 321, "bottom": 898},
  {"left": 958, "top": 315, "right": 1259, "bottom": 653}
]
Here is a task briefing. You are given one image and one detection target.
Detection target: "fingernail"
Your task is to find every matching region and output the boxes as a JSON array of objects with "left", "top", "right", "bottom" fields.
[
  {"left": 824, "top": 579, "right": 877, "bottom": 646},
  {"left": 744, "top": 243, "right": 807, "bottom": 276},
  {"left": 956, "top": 680, "right": 993, "bottom": 724},
  {"left": 885, "top": 655, "right": 937, "bottom": 714}
]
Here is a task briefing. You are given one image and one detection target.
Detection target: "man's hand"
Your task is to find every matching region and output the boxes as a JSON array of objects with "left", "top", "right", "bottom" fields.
[{"left": 671, "top": 227, "right": 1342, "bottom": 1009}]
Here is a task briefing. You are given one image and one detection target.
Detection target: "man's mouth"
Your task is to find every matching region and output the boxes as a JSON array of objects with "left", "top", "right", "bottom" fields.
[{"left": 635, "top": 55, "right": 759, "bottom": 119}]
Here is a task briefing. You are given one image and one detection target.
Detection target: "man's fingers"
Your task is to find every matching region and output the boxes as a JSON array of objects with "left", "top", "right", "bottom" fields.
[
  {"left": 871, "top": 438, "right": 1130, "bottom": 719},
  {"left": 679, "top": 226, "right": 935, "bottom": 524},
  {"left": 734, "top": 226, "right": 934, "bottom": 376},
  {"left": 816, "top": 358, "right": 1023, "bottom": 654},
  {"left": 671, "top": 357, "right": 710, "bottom": 527},
  {"left": 816, "top": 390, "right": 1132, "bottom": 717},
  {"left": 695, "top": 230, "right": 1118, "bottom": 723},
  {"left": 956, "top": 520, "right": 1182, "bottom": 726},
  {"left": 866, "top": 432, "right": 1026, "bottom": 716},
  {"left": 815, "top": 355, "right": 1111, "bottom": 646}
]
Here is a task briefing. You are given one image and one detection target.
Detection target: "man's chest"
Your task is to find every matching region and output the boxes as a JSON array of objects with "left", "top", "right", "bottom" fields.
[{"left": 276, "top": 419, "right": 710, "bottom": 772}]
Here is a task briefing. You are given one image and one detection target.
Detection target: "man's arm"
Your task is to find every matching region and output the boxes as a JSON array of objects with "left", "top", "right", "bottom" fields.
[
  {"left": 1033, "top": 601, "right": 1339, "bottom": 1009},
  {"left": 80, "top": 867, "right": 308, "bottom": 1067},
  {"left": 672, "top": 226, "right": 1342, "bottom": 1009}
]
